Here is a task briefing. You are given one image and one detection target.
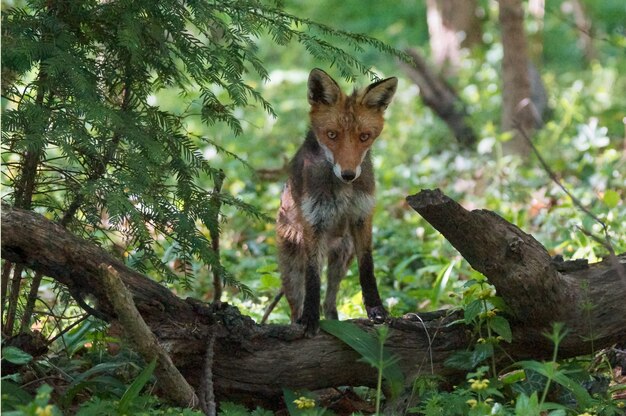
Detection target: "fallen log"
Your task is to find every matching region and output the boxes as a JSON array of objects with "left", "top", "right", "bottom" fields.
[
  {"left": 406, "top": 189, "right": 626, "bottom": 357},
  {"left": 1, "top": 191, "right": 624, "bottom": 406}
]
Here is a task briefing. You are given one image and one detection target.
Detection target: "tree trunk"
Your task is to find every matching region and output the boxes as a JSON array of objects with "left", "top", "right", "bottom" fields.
[
  {"left": 1, "top": 198, "right": 625, "bottom": 406},
  {"left": 426, "top": 0, "right": 482, "bottom": 74},
  {"left": 565, "top": 0, "right": 597, "bottom": 63},
  {"left": 528, "top": 0, "right": 545, "bottom": 62},
  {"left": 499, "top": 0, "right": 537, "bottom": 156}
]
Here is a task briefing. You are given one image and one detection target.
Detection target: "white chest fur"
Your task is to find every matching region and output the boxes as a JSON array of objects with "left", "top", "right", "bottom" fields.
[{"left": 301, "top": 188, "right": 375, "bottom": 230}]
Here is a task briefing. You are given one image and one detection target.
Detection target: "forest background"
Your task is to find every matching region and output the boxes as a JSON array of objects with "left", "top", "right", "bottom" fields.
[{"left": 1, "top": 0, "right": 625, "bottom": 415}]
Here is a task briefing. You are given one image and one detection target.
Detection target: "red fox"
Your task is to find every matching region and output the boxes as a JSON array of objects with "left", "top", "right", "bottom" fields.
[{"left": 273, "top": 68, "right": 398, "bottom": 336}]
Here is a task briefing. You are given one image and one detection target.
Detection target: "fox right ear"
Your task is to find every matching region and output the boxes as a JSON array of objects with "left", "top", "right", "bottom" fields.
[{"left": 308, "top": 68, "right": 341, "bottom": 105}]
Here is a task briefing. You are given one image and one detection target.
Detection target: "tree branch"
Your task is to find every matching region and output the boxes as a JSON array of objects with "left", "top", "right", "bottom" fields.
[{"left": 100, "top": 264, "right": 201, "bottom": 409}]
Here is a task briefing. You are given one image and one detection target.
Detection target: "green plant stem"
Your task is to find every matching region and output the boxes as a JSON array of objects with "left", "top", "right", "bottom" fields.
[
  {"left": 375, "top": 339, "right": 384, "bottom": 415},
  {"left": 539, "top": 330, "right": 561, "bottom": 406},
  {"left": 481, "top": 292, "right": 497, "bottom": 378}
]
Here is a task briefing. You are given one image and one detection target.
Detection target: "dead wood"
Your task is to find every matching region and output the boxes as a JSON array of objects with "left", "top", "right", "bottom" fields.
[
  {"left": 100, "top": 264, "right": 201, "bottom": 410},
  {"left": 400, "top": 48, "right": 476, "bottom": 147},
  {"left": 2, "top": 195, "right": 625, "bottom": 406},
  {"left": 406, "top": 189, "right": 626, "bottom": 357}
]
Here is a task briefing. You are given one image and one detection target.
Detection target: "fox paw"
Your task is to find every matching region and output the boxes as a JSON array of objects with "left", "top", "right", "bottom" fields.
[
  {"left": 297, "top": 313, "right": 320, "bottom": 338},
  {"left": 366, "top": 305, "right": 389, "bottom": 323}
]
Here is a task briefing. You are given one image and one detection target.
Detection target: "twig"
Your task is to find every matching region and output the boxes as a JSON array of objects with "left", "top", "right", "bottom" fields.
[
  {"left": 20, "top": 272, "right": 44, "bottom": 333},
  {"left": 210, "top": 170, "right": 225, "bottom": 303},
  {"left": 514, "top": 124, "right": 625, "bottom": 281},
  {"left": 4, "top": 263, "right": 25, "bottom": 334},
  {"left": 100, "top": 264, "right": 201, "bottom": 410},
  {"left": 37, "top": 295, "right": 71, "bottom": 353},
  {"left": 199, "top": 331, "right": 217, "bottom": 416},
  {"left": 45, "top": 313, "right": 91, "bottom": 346},
  {"left": 1, "top": 261, "right": 13, "bottom": 315}
]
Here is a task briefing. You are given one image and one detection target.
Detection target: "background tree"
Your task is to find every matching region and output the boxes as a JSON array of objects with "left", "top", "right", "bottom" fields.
[
  {"left": 425, "top": 0, "right": 483, "bottom": 74},
  {"left": 498, "top": 0, "right": 537, "bottom": 156}
]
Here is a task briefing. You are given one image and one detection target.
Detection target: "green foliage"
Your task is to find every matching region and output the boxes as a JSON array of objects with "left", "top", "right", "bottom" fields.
[
  {"left": 320, "top": 319, "right": 404, "bottom": 404},
  {"left": 117, "top": 357, "right": 157, "bottom": 414},
  {"left": 283, "top": 388, "right": 332, "bottom": 416},
  {"left": 1, "top": 0, "right": 403, "bottom": 297},
  {"left": 415, "top": 311, "right": 625, "bottom": 415},
  {"left": 1, "top": 333, "right": 204, "bottom": 415},
  {"left": 1, "top": 379, "right": 34, "bottom": 412},
  {"left": 2, "top": 384, "right": 62, "bottom": 416},
  {"left": 2, "top": 346, "right": 33, "bottom": 365}
]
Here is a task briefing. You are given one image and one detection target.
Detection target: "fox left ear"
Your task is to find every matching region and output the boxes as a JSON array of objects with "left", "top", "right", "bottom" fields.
[{"left": 362, "top": 77, "right": 398, "bottom": 110}]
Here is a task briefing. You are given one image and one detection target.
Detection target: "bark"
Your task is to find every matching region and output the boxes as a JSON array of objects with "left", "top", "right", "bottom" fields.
[
  {"left": 566, "top": 0, "right": 597, "bottom": 63},
  {"left": 499, "top": 0, "right": 537, "bottom": 156},
  {"left": 101, "top": 264, "right": 201, "bottom": 410},
  {"left": 528, "top": 0, "right": 545, "bottom": 62},
  {"left": 2, "top": 199, "right": 625, "bottom": 406},
  {"left": 4, "top": 263, "right": 25, "bottom": 334},
  {"left": 426, "top": 0, "right": 482, "bottom": 73},
  {"left": 210, "top": 171, "right": 225, "bottom": 303},
  {"left": 19, "top": 272, "right": 43, "bottom": 333},
  {"left": 401, "top": 49, "right": 476, "bottom": 147},
  {"left": 406, "top": 189, "right": 626, "bottom": 357}
]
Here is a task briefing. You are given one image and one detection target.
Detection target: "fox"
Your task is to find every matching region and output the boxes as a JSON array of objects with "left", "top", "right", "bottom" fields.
[{"left": 273, "top": 68, "right": 398, "bottom": 336}]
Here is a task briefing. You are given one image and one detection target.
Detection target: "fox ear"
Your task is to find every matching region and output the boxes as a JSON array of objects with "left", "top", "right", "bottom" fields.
[
  {"left": 308, "top": 68, "right": 341, "bottom": 105},
  {"left": 362, "top": 77, "right": 398, "bottom": 110}
]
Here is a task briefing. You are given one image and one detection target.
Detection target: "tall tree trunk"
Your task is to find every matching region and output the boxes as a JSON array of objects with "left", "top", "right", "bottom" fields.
[
  {"left": 528, "top": 0, "right": 545, "bottom": 62},
  {"left": 499, "top": 0, "right": 537, "bottom": 156},
  {"left": 426, "top": 0, "right": 482, "bottom": 74},
  {"left": 565, "top": 0, "right": 597, "bottom": 63}
]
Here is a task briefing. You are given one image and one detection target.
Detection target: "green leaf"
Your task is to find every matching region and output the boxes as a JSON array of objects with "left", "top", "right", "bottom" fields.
[
  {"left": 603, "top": 189, "right": 620, "bottom": 208},
  {"left": 515, "top": 392, "right": 540, "bottom": 416},
  {"left": 283, "top": 388, "right": 299, "bottom": 416},
  {"left": 472, "top": 343, "right": 494, "bottom": 366},
  {"left": 431, "top": 260, "right": 456, "bottom": 307},
  {"left": 489, "top": 315, "right": 512, "bottom": 343},
  {"left": 320, "top": 320, "right": 404, "bottom": 398},
  {"left": 444, "top": 350, "right": 475, "bottom": 370},
  {"left": 1, "top": 346, "right": 33, "bottom": 365},
  {"left": 62, "top": 361, "right": 129, "bottom": 407},
  {"left": 464, "top": 299, "right": 483, "bottom": 323},
  {"left": 218, "top": 401, "right": 251, "bottom": 415},
  {"left": 118, "top": 358, "right": 157, "bottom": 413},
  {"left": 1, "top": 380, "right": 33, "bottom": 410},
  {"left": 518, "top": 361, "right": 593, "bottom": 408},
  {"left": 444, "top": 343, "right": 493, "bottom": 370},
  {"left": 500, "top": 369, "right": 525, "bottom": 384}
]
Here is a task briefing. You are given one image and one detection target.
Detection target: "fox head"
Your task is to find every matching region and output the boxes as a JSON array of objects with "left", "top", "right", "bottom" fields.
[{"left": 307, "top": 68, "right": 397, "bottom": 183}]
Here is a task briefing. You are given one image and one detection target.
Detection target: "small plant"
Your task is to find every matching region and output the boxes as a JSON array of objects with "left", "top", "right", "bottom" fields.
[
  {"left": 5, "top": 384, "right": 62, "bottom": 416},
  {"left": 445, "top": 276, "right": 511, "bottom": 377},
  {"left": 319, "top": 320, "right": 404, "bottom": 415},
  {"left": 283, "top": 389, "right": 330, "bottom": 416}
]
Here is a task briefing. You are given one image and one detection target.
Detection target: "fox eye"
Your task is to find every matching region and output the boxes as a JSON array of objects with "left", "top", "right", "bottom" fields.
[
  {"left": 327, "top": 131, "right": 337, "bottom": 140},
  {"left": 359, "top": 133, "right": 371, "bottom": 142}
]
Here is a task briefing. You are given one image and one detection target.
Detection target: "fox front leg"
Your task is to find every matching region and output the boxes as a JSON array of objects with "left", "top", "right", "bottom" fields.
[
  {"left": 298, "top": 235, "right": 324, "bottom": 337},
  {"left": 351, "top": 216, "right": 388, "bottom": 323},
  {"left": 299, "top": 261, "right": 322, "bottom": 337}
]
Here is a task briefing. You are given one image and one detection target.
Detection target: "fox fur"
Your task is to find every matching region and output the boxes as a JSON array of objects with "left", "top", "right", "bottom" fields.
[{"left": 275, "top": 68, "right": 397, "bottom": 336}]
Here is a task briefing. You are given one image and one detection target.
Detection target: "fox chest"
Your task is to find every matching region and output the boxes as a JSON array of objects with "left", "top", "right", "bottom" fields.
[{"left": 300, "top": 188, "right": 375, "bottom": 231}]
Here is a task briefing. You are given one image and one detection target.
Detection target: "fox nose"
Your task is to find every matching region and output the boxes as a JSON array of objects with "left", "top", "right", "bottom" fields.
[{"left": 341, "top": 170, "right": 356, "bottom": 182}]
